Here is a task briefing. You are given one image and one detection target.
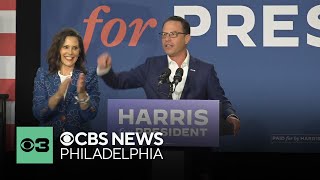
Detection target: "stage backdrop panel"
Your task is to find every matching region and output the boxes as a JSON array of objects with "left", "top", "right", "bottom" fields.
[{"left": 41, "top": 0, "right": 320, "bottom": 153}]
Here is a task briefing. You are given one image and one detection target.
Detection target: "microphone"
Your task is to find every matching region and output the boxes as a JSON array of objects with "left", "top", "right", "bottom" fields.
[
  {"left": 173, "top": 68, "right": 184, "bottom": 85},
  {"left": 158, "top": 68, "right": 171, "bottom": 86}
]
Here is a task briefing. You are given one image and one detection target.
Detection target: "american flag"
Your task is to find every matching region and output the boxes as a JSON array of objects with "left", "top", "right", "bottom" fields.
[{"left": 0, "top": 0, "right": 16, "bottom": 151}]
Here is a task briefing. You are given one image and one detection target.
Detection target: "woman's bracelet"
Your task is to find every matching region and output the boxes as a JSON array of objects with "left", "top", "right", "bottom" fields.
[{"left": 74, "top": 92, "right": 90, "bottom": 104}]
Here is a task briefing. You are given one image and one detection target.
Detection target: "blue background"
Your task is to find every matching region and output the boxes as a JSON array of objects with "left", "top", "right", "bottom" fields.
[{"left": 41, "top": 0, "right": 320, "bottom": 153}]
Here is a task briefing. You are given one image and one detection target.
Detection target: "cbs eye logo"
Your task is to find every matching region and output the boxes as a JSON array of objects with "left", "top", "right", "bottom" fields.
[
  {"left": 20, "top": 138, "right": 50, "bottom": 152},
  {"left": 60, "top": 132, "right": 74, "bottom": 146}
]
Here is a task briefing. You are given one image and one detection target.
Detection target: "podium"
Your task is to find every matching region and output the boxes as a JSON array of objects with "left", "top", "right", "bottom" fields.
[
  {"left": 107, "top": 99, "right": 220, "bottom": 147},
  {"left": 107, "top": 99, "right": 229, "bottom": 180}
]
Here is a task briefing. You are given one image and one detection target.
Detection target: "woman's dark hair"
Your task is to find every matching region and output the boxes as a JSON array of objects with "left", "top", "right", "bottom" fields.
[
  {"left": 47, "top": 28, "right": 87, "bottom": 74},
  {"left": 162, "top": 16, "right": 190, "bottom": 34}
]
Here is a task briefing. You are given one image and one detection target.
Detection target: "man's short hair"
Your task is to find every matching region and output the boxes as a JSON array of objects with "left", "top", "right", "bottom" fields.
[{"left": 162, "top": 16, "right": 190, "bottom": 34}]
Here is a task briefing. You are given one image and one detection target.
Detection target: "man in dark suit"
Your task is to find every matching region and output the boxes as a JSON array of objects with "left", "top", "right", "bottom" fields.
[{"left": 97, "top": 15, "right": 240, "bottom": 179}]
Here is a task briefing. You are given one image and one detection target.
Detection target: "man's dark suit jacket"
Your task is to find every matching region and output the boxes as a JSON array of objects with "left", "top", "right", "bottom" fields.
[{"left": 101, "top": 55, "right": 236, "bottom": 120}]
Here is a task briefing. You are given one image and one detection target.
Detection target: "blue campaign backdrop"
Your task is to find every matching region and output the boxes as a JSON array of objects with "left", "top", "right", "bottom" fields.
[{"left": 41, "top": 0, "right": 320, "bottom": 153}]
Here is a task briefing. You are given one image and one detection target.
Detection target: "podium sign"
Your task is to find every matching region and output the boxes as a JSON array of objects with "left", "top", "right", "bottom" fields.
[{"left": 107, "top": 99, "right": 219, "bottom": 147}]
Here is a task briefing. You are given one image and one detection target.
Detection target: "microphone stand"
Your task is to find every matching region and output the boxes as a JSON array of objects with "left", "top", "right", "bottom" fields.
[
  {"left": 158, "top": 67, "right": 183, "bottom": 99},
  {"left": 157, "top": 76, "right": 177, "bottom": 99},
  {"left": 168, "top": 82, "right": 174, "bottom": 99}
]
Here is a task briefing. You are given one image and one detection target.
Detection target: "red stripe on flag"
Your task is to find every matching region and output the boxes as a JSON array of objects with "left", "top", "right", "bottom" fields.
[
  {"left": 6, "top": 124, "right": 15, "bottom": 152},
  {"left": 0, "top": 79, "right": 15, "bottom": 101},
  {"left": 0, "top": 0, "right": 16, "bottom": 10},
  {"left": 0, "top": 33, "right": 16, "bottom": 56}
]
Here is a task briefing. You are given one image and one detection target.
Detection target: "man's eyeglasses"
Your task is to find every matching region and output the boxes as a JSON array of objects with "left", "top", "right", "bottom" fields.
[{"left": 159, "top": 31, "right": 187, "bottom": 38}]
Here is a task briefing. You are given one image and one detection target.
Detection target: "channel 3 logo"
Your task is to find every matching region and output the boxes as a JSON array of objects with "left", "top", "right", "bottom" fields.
[
  {"left": 16, "top": 127, "right": 53, "bottom": 164},
  {"left": 20, "top": 138, "right": 49, "bottom": 152}
]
